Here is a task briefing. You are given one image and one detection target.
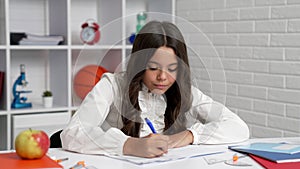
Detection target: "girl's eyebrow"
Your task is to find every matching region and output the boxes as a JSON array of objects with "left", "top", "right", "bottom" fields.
[{"left": 169, "top": 63, "right": 178, "bottom": 66}]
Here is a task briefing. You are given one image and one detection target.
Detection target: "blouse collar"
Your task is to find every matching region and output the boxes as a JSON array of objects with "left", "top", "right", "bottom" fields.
[{"left": 141, "top": 83, "right": 150, "bottom": 93}]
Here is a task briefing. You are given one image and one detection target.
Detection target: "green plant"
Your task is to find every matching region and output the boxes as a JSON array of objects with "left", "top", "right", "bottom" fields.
[{"left": 42, "top": 90, "right": 52, "bottom": 97}]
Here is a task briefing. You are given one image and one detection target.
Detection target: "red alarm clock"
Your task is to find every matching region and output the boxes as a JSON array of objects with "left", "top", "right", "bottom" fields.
[{"left": 80, "top": 20, "right": 100, "bottom": 45}]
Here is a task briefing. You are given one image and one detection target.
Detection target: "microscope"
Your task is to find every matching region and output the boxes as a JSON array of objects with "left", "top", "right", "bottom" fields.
[{"left": 11, "top": 64, "right": 32, "bottom": 109}]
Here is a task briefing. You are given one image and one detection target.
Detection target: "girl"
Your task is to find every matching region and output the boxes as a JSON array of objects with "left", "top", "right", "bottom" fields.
[{"left": 61, "top": 21, "right": 249, "bottom": 158}]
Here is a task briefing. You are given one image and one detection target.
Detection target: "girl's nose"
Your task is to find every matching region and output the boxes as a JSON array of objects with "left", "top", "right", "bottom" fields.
[{"left": 157, "top": 69, "right": 167, "bottom": 81}]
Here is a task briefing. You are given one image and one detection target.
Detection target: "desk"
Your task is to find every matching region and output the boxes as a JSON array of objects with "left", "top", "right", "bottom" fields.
[
  {"left": 49, "top": 149, "right": 261, "bottom": 169},
  {"left": 47, "top": 137, "right": 300, "bottom": 169}
]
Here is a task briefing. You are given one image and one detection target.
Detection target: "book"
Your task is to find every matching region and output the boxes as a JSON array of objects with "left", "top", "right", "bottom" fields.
[
  {"left": 26, "top": 33, "right": 64, "bottom": 42},
  {"left": 105, "top": 145, "right": 225, "bottom": 165},
  {"left": 230, "top": 142, "right": 300, "bottom": 154},
  {"left": 229, "top": 147, "right": 300, "bottom": 163},
  {"left": 0, "top": 152, "right": 63, "bottom": 169},
  {"left": 10, "top": 32, "right": 64, "bottom": 45},
  {"left": 250, "top": 154, "right": 300, "bottom": 169},
  {"left": 0, "top": 71, "right": 4, "bottom": 101},
  {"left": 19, "top": 39, "right": 63, "bottom": 45}
]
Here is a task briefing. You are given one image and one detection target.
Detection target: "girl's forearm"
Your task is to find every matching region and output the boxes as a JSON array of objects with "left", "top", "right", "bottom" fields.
[{"left": 168, "top": 130, "right": 193, "bottom": 148}]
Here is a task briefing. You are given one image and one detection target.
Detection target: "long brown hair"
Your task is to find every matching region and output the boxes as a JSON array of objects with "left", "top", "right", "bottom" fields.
[{"left": 121, "top": 21, "right": 192, "bottom": 137}]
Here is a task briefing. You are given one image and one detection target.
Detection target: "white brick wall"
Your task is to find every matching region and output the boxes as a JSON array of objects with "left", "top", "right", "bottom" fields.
[{"left": 177, "top": 0, "right": 300, "bottom": 138}]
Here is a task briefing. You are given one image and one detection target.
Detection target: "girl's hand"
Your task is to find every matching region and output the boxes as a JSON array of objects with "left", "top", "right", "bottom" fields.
[
  {"left": 123, "top": 134, "right": 169, "bottom": 158},
  {"left": 167, "top": 130, "right": 193, "bottom": 149}
]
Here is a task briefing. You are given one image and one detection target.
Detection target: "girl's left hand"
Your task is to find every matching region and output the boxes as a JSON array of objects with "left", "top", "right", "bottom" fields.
[{"left": 167, "top": 130, "right": 193, "bottom": 149}]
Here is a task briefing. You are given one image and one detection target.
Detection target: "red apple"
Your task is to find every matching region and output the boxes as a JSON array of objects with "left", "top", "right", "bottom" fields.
[{"left": 15, "top": 129, "right": 50, "bottom": 159}]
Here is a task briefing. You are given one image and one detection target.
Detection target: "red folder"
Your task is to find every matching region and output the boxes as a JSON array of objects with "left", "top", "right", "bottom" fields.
[
  {"left": 0, "top": 152, "right": 63, "bottom": 169},
  {"left": 250, "top": 154, "right": 300, "bottom": 169}
]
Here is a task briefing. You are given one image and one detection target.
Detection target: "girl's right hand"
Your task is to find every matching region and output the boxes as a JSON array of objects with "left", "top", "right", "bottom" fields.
[{"left": 123, "top": 134, "right": 169, "bottom": 158}]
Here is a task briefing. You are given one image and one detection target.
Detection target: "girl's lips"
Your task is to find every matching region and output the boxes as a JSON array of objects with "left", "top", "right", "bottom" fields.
[{"left": 154, "top": 84, "right": 168, "bottom": 89}]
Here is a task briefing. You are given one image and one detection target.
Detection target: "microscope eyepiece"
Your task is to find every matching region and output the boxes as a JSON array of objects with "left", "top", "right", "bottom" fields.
[{"left": 20, "top": 64, "right": 25, "bottom": 73}]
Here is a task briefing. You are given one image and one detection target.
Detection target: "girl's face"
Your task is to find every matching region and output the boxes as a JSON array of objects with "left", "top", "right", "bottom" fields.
[{"left": 143, "top": 46, "right": 178, "bottom": 95}]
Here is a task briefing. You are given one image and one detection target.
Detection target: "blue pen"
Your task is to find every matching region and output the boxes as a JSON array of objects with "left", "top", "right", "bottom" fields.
[{"left": 145, "top": 118, "right": 157, "bottom": 133}]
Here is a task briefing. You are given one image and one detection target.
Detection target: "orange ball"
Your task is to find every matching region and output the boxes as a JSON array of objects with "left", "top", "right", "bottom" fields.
[{"left": 73, "top": 65, "right": 107, "bottom": 100}]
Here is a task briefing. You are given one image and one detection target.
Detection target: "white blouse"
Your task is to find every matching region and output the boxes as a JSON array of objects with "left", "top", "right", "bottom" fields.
[{"left": 61, "top": 73, "right": 249, "bottom": 155}]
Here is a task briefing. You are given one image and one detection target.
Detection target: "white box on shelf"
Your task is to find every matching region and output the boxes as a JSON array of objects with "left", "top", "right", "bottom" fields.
[{"left": 11, "top": 111, "right": 71, "bottom": 148}]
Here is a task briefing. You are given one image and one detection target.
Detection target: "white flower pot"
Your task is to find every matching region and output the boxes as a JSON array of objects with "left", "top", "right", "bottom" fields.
[{"left": 43, "top": 97, "right": 53, "bottom": 108}]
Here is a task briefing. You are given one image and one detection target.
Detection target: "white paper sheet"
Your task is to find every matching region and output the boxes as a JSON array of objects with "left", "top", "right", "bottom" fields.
[
  {"left": 105, "top": 145, "right": 225, "bottom": 165},
  {"left": 203, "top": 151, "right": 245, "bottom": 165}
]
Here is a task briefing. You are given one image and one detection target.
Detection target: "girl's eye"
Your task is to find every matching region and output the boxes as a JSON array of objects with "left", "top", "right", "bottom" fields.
[
  {"left": 148, "top": 67, "right": 158, "bottom": 71},
  {"left": 168, "top": 67, "right": 178, "bottom": 72}
]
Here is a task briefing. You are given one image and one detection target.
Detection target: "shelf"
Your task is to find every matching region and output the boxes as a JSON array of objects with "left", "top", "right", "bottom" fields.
[
  {"left": 70, "top": 106, "right": 78, "bottom": 110},
  {"left": 71, "top": 45, "right": 123, "bottom": 50},
  {"left": 1, "top": 0, "right": 175, "bottom": 150},
  {"left": 10, "top": 50, "right": 68, "bottom": 112},
  {"left": 9, "top": 0, "right": 68, "bottom": 45},
  {"left": 70, "top": 0, "right": 122, "bottom": 46},
  {"left": 125, "top": 0, "right": 174, "bottom": 38},
  {"left": 9, "top": 45, "right": 68, "bottom": 50},
  {"left": 0, "top": 110, "right": 7, "bottom": 115},
  {"left": 11, "top": 111, "right": 71, "bottom": 148},
  {"left": 0, "top": 0, "right": 5, "bottom": 45},
  {"left": 125, "top": 45, "right": 133, "bottom": 49},
  {"left": 9, "top": 106, "right": 70, "bottom": 115}
]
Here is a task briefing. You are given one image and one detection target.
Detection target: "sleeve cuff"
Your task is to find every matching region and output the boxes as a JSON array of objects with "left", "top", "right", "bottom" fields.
[
  {"left": 118, "top": 135, "right": 130, "bottom": 155},
  {"left": 106, "top": 127, "right": 130, "bottom": 155},
  {"left": 187, "top": 128, "right": 199, "bottom": 145}
]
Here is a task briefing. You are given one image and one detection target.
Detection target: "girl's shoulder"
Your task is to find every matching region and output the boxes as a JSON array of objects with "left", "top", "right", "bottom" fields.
[
  {"left": 102, "top": 72, "right": 126, "bottom": 83},
  {"left": 190, "top": 85, "right": 214, "bottom": 104},
  {"left": 101, "top": 72, "right": 127, "bottom": 91},
  {"left": 191, "top": 85, "right": 204, "bottom": 95}
]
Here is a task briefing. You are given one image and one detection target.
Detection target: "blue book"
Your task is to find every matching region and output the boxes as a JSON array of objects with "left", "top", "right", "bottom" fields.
[
  {"left": 229, "top": 142, "right": 300, "bottom": 154},
  {"left": 229, "top": 146, "right": 300, "bottom": 163}
]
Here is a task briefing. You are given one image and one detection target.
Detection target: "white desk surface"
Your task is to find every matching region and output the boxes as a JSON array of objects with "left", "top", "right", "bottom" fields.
[{"left": 47, "top": 137, "right": 299, "bottom": 169}]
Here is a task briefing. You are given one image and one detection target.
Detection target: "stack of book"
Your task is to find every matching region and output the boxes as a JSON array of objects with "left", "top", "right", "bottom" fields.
[
  {"left": 10, "top": 32, "right": 64, "bottom": 45},
  {"left": 229, "top": 142, "right": 300, "bottom": 169}
]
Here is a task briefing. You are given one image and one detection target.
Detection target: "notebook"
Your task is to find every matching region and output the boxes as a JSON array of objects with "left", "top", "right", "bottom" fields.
[
  {"left": 229, "top": 147, "right": 300, "bottom": 163},
  {"left": 0, "top": 152, "right": 63, "bottom": 169},
  {"left": 250, "top": 154, "right": 300, "bottom": 169},
  {"left": 229, "top": 142, "right": 300, "bottom": 154}
]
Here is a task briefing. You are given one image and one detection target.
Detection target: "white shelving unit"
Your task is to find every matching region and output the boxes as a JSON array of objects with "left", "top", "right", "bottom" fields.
[{"left": 0, "top": 0, "right": 175, "bottom": 150}]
